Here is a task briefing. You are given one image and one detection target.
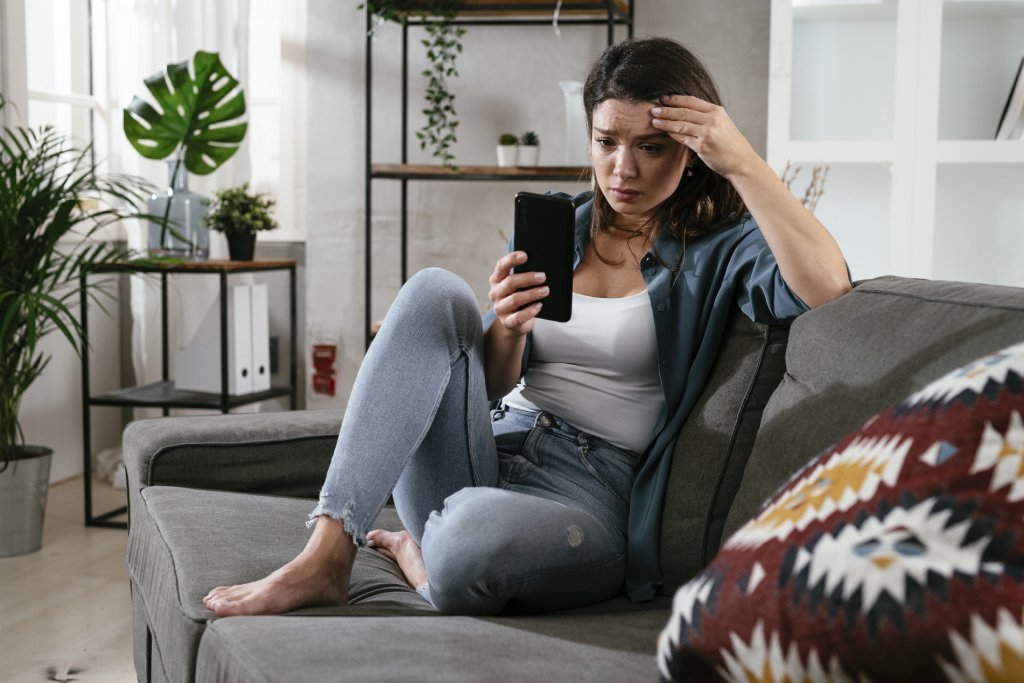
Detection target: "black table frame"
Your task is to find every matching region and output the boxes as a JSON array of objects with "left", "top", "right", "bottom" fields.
[{"left": 79, "top": 260, "right": 298, "bottom": 528}]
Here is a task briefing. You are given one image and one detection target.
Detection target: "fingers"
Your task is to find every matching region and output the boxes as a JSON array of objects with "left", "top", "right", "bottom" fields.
[
  {"left": 658, "top": 94, "right": 715, "bottom": 112},
  {"left": 495, "top": 283, "right": 548, "bottom": 319},
  {"left": 488, "top": 250, "right": 547, "bottom": 307},
  {"left": 488, "top": 250, "right": 550, "bottom": 332},
  {"left": 489, "top": 250, "right": 526, "bottom": 286}
]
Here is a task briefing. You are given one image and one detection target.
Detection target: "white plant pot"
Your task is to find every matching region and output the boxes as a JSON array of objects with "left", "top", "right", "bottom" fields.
[
  {"left": 496, "top": 145, "right": 518, "bottom": 167},
  {"left": 517, "top": 145, "right": 540, "bottom": 166}
]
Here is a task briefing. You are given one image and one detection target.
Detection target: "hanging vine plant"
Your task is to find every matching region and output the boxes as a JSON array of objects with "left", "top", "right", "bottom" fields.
[{"left": 361, "top": 0, "right": 465, "bottom": 169}]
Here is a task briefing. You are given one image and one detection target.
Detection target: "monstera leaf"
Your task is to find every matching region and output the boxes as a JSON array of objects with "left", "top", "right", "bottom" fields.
[{"left": 123, "top": 51, "right": 246, "bottom": 175}]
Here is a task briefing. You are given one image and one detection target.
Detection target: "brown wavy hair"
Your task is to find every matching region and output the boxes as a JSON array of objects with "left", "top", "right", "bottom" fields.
[{"left": 583, "top": 37, "right": 747, "bottom": 265}]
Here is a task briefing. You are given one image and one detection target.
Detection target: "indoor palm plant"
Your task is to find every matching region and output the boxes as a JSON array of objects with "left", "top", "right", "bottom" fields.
[
  {"left": 0, "top": 95, "right": 151, "bottom": 556},
  {"left": 206, "top": 182, "right": 278, "bottom": 261}
]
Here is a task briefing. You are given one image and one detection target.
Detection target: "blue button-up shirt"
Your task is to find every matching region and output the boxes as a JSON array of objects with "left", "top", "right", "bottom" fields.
[{"left": 485, "top": 191, "right": 810, "bottom": 602}]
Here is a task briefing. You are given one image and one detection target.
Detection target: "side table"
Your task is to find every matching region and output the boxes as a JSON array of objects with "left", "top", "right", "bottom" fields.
[{"left": 79, "top": 259, "right": 298, "bottom": 528}]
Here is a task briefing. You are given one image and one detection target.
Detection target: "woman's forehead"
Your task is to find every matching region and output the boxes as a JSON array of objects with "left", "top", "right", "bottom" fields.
[{"left": 592, "top": 99, "right": 662, "bottom": 136}]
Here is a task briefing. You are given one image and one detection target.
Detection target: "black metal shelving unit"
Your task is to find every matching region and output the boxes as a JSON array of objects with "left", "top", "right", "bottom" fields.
[
  {"left": 364, "top": 0, "right": 634, "bottom": 348},
  {"left": 79, "top": 259, "right": 298, "bottom": 528}
]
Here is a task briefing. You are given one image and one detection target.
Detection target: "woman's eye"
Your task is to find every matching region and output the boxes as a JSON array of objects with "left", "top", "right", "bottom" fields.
[
  {"left": 640, "top": 144, "right": 662, "bottom": 154},
  {"left": 595, "top": 138, "right": 615, "bottom": 148}
]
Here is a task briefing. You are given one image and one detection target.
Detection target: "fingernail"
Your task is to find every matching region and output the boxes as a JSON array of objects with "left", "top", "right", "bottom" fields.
[
  {"left": 539, "top": 287, "right": 550, "bottom": 296},
  {"left": 516, "top": 252, "right": 527, "bottom": 262},
  {"left": 652, "top": 118, "right": 663, "bottom": 127},
  {"left": 534, "top": 272, "right": 545, "bottom": 281},
  {"left": 651, "top": 107, "right": 662, "bottom": 115}
]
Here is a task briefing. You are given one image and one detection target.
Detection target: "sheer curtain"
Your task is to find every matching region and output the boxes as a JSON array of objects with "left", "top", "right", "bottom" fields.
[{"left": 104, "top": 0, "right": 252, "bottom": 408}]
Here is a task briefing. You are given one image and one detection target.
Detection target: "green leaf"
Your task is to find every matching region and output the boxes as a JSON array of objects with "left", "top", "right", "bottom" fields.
[{"left": 123, "top": 51, "right": 247, "bottom": 176}]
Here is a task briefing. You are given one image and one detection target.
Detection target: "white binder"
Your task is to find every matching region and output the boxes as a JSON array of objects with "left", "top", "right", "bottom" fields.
[
  {"left": 250, "top": 283, "right": 271, "bottom": 392},
  {"left": 175, "top": 284, "right": 254, "bottom": 395}
]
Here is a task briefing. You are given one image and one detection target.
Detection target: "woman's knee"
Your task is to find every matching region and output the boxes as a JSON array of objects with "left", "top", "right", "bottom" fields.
[
  {"left": 403, "top": 268, "right": 476, "bottom": 310},
  {"left": 393, "top": 268, "right": 481, "bottom": 332}
]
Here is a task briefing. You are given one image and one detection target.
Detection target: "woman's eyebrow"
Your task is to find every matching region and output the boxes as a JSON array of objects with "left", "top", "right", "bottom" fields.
[{"left": 592, "top": 128, "right": 672, "bottom": 141}]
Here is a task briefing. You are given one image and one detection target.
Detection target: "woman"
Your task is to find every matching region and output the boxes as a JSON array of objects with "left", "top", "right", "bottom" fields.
[{"left": 203, "top": 37, "right": 850, "bottom": 617}]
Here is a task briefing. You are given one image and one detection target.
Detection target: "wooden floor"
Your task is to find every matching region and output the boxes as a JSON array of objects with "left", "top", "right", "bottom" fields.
[{"left": 0, "top": 477, "right": 136, "bottom": 683}]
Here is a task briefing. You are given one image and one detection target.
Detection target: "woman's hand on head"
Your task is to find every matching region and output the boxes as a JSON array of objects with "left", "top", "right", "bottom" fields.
[
  {"left": 651, "top": 95, "right": 760, "bottom": 180},
  {"left": 488, "top": 251, "right": 548, "bottom": 336}
]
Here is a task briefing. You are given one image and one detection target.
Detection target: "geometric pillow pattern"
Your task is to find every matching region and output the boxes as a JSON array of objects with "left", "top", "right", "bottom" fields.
[{"left": 657, "top": 341, "right": 1024, "bottom": 682}]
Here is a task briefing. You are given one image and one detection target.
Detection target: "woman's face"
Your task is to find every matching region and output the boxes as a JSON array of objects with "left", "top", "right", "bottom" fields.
[{"left": 590, "top": 98, "right": 689, "bottom": 228}]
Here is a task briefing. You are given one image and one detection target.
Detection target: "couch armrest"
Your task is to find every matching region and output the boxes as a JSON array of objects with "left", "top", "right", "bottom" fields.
[{"left": 123, "top": 409, "right": 342, "bottom": 499}]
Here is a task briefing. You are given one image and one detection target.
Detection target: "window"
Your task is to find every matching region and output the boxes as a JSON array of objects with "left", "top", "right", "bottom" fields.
[{"left": 25, "top": 0, "right": 94, "bottom": 142}]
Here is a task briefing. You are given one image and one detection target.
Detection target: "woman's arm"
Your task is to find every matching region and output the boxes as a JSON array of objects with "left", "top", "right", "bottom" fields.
[
  {"left": 484, "top": 250, "right": 549, "bottom": 401},
  {"left": 652, "top": 95, "right": 852, "bottom": 309}
]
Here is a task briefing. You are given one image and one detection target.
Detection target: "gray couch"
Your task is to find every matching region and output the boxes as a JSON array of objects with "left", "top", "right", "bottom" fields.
[{"left": 124, "top": 276, "right": 1024, "bottom": 682}]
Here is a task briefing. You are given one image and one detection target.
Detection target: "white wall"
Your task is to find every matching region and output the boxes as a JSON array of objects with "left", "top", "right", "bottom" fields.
[{"left": 303, "top": 0, "right": 773, "bottom": 410}]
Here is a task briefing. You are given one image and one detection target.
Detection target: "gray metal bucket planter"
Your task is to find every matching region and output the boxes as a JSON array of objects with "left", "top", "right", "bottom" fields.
[{"left": 0, "top": 446, "right": 53, "bottom": 557}]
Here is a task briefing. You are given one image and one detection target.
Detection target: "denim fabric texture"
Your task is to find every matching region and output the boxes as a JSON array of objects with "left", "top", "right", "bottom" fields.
[{"left": 311, "top": 268, "right": 635, "bottom": 615}]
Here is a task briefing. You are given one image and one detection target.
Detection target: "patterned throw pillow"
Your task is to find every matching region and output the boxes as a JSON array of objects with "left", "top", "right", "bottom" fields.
[{"left": 657, "top": 342, "right": 1024, "bottom": 682}]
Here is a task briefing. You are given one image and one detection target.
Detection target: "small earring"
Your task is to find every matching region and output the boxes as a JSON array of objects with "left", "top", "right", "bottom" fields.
[{"left": 686, "top": 167, "right": 694, "bottom": 177}]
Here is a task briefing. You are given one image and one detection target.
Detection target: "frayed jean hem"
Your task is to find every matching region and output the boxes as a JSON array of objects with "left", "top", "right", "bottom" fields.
[{"left": 306, "top": 497, "right": 366, "bottom": 547}]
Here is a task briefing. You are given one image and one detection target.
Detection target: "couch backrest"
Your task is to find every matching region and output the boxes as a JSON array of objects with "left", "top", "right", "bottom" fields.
[
  {"left": 659, "top": 309, "right": 790, "bottom": 594},
  {"left": 723, "top": 275, "right": 1024, "bottom": 540}
]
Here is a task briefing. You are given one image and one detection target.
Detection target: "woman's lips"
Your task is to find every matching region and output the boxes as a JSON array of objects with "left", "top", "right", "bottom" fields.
[{"left": 611, "top": 187, "right": 640, "bottom": 201}]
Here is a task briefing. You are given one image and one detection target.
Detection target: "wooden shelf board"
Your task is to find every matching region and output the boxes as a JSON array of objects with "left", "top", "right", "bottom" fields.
[
  {"left": 395, "top": 0, "right": 630, "bottom": 19},
  {"left": 372, "top": 163, "right": 592, "bottom": 181},
  {"left": 93, "top": 258, "right": 297, "bottom": 274}
]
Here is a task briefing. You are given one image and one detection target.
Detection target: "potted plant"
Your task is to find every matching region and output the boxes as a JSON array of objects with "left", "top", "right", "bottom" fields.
[
  {"left": 0, "top": 96, "right": 150, "bottom": 556},
  {"left": 497, "top": 133, "right": 518, "bottom": 167},
  {"left": 206, "top": 183, "right": 278, "bottom": 261},
  {"left": 361, "top": 1, "right": 464, "bottom": 169},
  {"left": 123, "top": 51, "right": 248, "bottom": 257},
  {"left": 518, "top": 130, "right": 540, "bottom": 166}
]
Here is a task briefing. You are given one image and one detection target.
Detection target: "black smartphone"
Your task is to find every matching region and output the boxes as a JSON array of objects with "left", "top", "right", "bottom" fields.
[{"left": 512, "top": 192, "right": 575, "bottom": 323}]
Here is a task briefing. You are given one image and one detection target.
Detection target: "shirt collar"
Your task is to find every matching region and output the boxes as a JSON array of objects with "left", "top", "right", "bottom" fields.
[{"left": 573, "top": 193, "right": 687, "bottom": 272}]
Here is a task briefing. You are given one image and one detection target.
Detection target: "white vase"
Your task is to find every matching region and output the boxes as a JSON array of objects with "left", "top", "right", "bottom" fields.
[
  {"left": 496, "top": 145, "right": 518, "bottom": 167},
  {"left": 560, "top": 80, "right": 589, "bottom": 166},
  {"left": 517, "top": 145, "right": 539, "bottom": 166}
]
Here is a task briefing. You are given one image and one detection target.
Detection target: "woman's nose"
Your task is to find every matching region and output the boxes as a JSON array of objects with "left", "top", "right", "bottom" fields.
[{"left": 614, "top": 148, "right": 637, "bottom": 179}]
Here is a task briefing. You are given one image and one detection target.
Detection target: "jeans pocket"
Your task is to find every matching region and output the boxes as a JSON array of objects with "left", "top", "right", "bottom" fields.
[
  {"left": 498, "top": 453, "right": 536, "bottom": 486},
  {"left": 576, "top": 438, "right": 634, "bottom": 507}
]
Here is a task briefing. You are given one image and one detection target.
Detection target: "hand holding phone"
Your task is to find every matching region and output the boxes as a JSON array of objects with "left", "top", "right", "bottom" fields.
[{"left": 512, "top": 192, "right": 575, "bottom": 323}]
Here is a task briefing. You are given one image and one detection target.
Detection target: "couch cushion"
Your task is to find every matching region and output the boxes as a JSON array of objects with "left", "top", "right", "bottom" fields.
[
  {"left": 196, "top": 600, "right": 670, "bottom": 683},
  {"left": 127, "top": 486, "right": 429, "bottom": 682},
  {"left": 725, "top": 276, "right": 1024, "bottom": 538},
  {"left": 659, "top": 310, "right": 789, "bottom": 594},
  {"left": 657, "top": 341, "right": 1024, "bottom": 681},
  {"left": 123, "top": 410, "right": 344, "bottom": 498}
]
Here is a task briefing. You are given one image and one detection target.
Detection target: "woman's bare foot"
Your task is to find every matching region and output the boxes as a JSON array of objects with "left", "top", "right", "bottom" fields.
[
  {"left": 367, "top": 529, "right": 428, "bottom": 591},
  {"left": 203, "top": 516, "right": 356, "bottom": 617}
]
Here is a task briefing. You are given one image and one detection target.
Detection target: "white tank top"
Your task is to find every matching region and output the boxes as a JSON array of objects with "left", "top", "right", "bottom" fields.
[{"left": 504, "top": 290, "right": 663, "bottom": 453}]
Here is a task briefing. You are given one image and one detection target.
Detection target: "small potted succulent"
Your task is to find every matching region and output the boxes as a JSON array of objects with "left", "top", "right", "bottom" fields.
[
  {"left": 496, "top": 133, "right": 518, "bottom": 168},
  {"left": 518, "top": 131, "right": 540, "bottom": 166},
  {"left": 206, "top": 183, "right": 278, "bottom": 261}
]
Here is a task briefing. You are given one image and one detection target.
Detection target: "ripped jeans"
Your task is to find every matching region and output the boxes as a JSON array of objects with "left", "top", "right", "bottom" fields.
[{"left": 310, "top": 268, "right": 637, "bottom": 615}]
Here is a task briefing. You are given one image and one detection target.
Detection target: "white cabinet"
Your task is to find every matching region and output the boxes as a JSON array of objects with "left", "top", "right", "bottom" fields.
[{"left": 768, "top": 0, "right": 1024, "bottom": 286}]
